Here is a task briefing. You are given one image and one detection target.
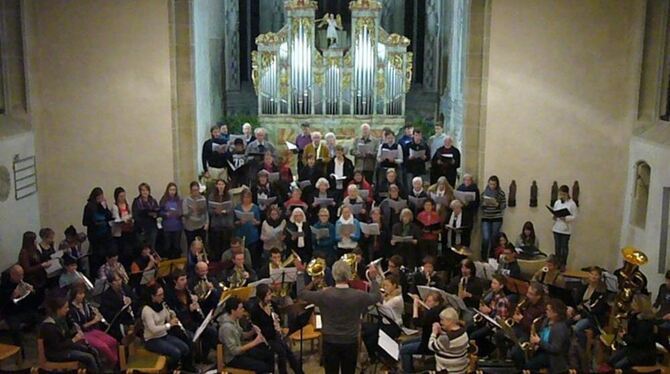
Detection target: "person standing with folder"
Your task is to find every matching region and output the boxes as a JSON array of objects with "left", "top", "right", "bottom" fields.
[{"left": 551, "top": 185, "right": 578, "bottom": 268}]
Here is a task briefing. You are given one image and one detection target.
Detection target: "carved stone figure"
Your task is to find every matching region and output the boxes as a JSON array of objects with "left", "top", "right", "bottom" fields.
[
  {"left": 572, "top": 181, "right": 580, "bottom": 207},
  {"left": 508, "top": 180, "right": 517, "bottom": 207},
  {"left": 550, "top": 181, "right": 558, "bottom": 206},
  {"left": 530, "top": 181, "right": 538, "bottom": 207}
]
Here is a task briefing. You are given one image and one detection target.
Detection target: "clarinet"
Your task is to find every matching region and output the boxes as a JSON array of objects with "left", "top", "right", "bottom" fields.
[
  {"left": 121, "top": 289, "right": 135, "bottom": 320},
  {"left": 163, "top": 302, "right": 187, "bottom": 334}
]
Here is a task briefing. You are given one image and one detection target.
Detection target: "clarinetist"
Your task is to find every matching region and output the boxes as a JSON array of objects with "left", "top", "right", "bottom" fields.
[{"left": 218, "top": 296, "right": 274, "bottom": 373}]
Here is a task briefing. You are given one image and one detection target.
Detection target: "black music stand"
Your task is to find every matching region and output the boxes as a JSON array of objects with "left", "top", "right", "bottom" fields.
[{"left": 286, "top": 303, "right": 314, "bottom": 368}]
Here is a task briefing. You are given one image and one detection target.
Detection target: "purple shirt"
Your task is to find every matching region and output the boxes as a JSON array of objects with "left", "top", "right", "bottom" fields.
[
  {"left": 160, "top": 198, "right": 183, "bottom": 232},
  {"left": 295, "top": 133, "right": 311, "bottom": 151}
]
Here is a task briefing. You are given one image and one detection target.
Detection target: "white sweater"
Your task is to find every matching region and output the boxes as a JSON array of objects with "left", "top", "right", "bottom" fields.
[
  {"left": 551, "top": 199, "right": 578, "bottom": 235},
  {"left": 141, "top": 305, "right": 171, "bottom": 341}
]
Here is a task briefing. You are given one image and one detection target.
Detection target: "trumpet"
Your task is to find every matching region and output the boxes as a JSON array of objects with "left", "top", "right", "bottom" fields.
[
  {"left": 12, "top": 281, "right": 34, "bottom": 304},
  {"left": 473, "top": 301, "right": 488, "bottom": 324},
  {"left": 504, "top": 298, "right": 528, "bottom": 327},
  {"left": 162, "top": 302, "right": 187, "bottom": 334}
]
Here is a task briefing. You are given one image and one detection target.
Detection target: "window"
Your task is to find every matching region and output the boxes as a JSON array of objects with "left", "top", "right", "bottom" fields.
[
  {"left": 0, "top": 0, "right": 27, "bottom": 116},
  {"left": 632, "top": 161, "right": 651, "bottom": 229}
]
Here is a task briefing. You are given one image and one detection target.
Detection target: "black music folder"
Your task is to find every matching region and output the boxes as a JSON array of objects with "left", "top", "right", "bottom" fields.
[{"left": 546, "top": 205, "right": 571, "bottom": 218}]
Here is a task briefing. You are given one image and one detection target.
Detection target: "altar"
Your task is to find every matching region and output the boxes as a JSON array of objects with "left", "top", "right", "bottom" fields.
[{"left": 251, "top": 0, "right": 412, "bottom": 144}]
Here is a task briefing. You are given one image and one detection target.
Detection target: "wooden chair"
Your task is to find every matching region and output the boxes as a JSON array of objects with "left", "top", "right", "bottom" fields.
[
  {"left": 216, "top": 344, "right": 254, "bottom": 374},
  {"left": 31, "top": 338, "right": 86, "bottom": 373},
  {"left": 289, "top": 316, "right": 322, "bottom": 354},
  {"left": 0, "top": 343, "right": 21, "bottom": 365},
  {"left": 118, "top": 333, "right": 167, "bottom": 373}
]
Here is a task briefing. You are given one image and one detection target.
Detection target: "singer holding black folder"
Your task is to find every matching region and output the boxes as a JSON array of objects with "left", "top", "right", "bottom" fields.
[
  {"left": 550, "top": 185, "right": 578, "bottom": 267},
  {"left": 299, "top": 260, "right": 382, "bottom": 374}
]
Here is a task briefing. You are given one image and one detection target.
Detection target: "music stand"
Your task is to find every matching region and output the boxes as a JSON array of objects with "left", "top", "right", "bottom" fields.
[
  {"left": 371, "top": 305, "right": 402, "bottom": 374},
  {"left": 286, "top": 302, "right": 315, "bottom": 367},
  {"left": 270, "top": 267, "right": 298, "bottom": 296}
]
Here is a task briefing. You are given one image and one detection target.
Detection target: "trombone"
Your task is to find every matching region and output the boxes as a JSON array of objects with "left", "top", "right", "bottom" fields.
[
  {"left": 366, "top": 258, "right": 385, "bottom": 284},
  {"left": 75, "top": 271, "right": 95, "bottom": 291}
]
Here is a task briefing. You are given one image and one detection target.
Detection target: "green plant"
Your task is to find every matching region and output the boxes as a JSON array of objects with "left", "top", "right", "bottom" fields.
[{"left": 219, "top": 114, "right": 260, "bottom": 134}]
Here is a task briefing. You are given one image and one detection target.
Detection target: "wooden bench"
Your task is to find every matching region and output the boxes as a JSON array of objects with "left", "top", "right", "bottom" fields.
[
  {"left": 0, "top": 343, "right": 21, "bottom": 365},
  {"left": 31, "top": 338, "right": 86, "bottom": 374}
]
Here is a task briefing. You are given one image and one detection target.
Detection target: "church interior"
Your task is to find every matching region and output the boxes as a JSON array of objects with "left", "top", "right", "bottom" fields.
[{"left": 0, "top": 0, "right": 670, "bottom": 373}]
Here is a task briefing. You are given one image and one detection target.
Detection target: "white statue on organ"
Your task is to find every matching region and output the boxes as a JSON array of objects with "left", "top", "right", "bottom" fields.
[{"left": 319, "top": 13, "right": 343, "bottom": 48}]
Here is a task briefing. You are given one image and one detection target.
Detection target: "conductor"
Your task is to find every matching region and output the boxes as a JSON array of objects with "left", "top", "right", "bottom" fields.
[{"left": 299, "top": 260, "right": 382, "bottom": 374}]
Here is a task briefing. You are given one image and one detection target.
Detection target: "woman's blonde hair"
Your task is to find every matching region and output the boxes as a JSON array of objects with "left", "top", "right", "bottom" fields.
[{"left": 439, "top": 307, "right": 459, "bottom": 322}]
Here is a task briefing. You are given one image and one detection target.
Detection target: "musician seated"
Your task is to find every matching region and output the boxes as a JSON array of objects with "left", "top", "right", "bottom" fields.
[
  {"left": 189, "top": 261, "right": 222, "bottom": 315},
  {"left": 654, "top": 270, "right": 670, "bottom": 347},
  {"left": 68, "top": 283, "right": 119, "bottom": 366},
  {"left": 59, "top": 253, "right": 84, "bottom": 289},
  {"left": 352, "top": 248, "right": 368, "bottom": 280},
  {"left": 187, "top": 236, "right": 208, "bottom": 274},
  {"left": 531, "top": 255, "right": 565, "bottom": 288},
  {"left": 514, "top": 221, "right": 545, "bottom": 259},
  {"left": 569, "top": 266, "right": 608, "bottom": 347},
  {"left": 469, "top": 274, "right": 510, "bottom": 356},
  {"left": 0, "top": 264, "right": 42, "bottom": 355},
  {"left": 446, "top": 259, "right": 484, "bottom": 308},
  {"left": 606, "top": 294, "right": 658, "bottom": 370},
  {"left": 40, "top": 295, "right": 101, "bottom": 372},
  {"left": 501, "top": 281, "right": 546, "bottom": 361},
  {"left": 523, "top": 298, "right": 571, "bottom": 373},
  {"left": 491, "top": 232, "right": 514, "bottom": 259},
  {"left": 98, "top": 272, "right": 138, "bottom": 341},
  {"left": 401, "top": 291, "right": 445, "bottom": 373},
  {"left": 498, "top": 247, "right": 521, "bottom": 279},
  {"left": 141, "top": 284, "right": 192, "bottom": 371},
  {"left": 221, "top": 237, "right": 253, "bottom": 269},
  {"left": 412, "top": 255, "right": 443, "bottom": 292},
  {"left": 59, "top": 225, "right": 88, "bottom": 275},
  {"left": 130, "top": 244, "right": 159, "bottom": 281},
  {"left": 98, "top": 249, "right": 129, "bottom": 284},
  {"left": 222, "top": 252, "right": 257, "bottom": 288},
  {"left": 248, "top": 284, "right": 303, "bottom": 374},
  {"left": 429, "top": 307, "right": 469, "bottom": 374},
  {"left": 387, "top": 255, "right": 410, "bottom": 300},
  {"left": 362, "top": 274, "right": 405, "bottom": 363},
  {"left": 165, "top": 270, "right": 217, "bottom": 362},
  {"left": 296, "top": 251, "right": 335, "bottom": 288},
  {"left": 218, "top": 296, "right": 274, "bottom": 373}
]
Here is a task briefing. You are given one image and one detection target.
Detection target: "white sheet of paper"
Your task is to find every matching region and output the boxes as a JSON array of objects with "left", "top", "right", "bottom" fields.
[
  {"left": 454, "top": 190, "right": 475, "bottom": 203},
  {"left": 409, "top": 149, "right": 425, "bottom": 159},
  {"left": 378, "top": 329, "right": 400, "bottom": 361},
  {"left": 381, "top": 148, "right": 398, "bottom": 161},
  {"left": 285, "top": 141, "right": 298, "bottom": 151},
  {"left": 193, "top": 309, "right": 214, "bottom": 342},
  {"left": 315, "top": 314, "right": 322, "bottom": 330},
  {"left": 360, "top": 222, "right": 380, "bottom": 236},
  {"left": 359, "top": 189, "right": 369, "bottom": 200},
  {"left": 235, "top": 210, "right": 255, "bottom": 222}
]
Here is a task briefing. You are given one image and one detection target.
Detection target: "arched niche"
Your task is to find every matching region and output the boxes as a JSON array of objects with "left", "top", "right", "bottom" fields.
[{"left": 632, "top": 161, "right": 651, "bottom": 228}]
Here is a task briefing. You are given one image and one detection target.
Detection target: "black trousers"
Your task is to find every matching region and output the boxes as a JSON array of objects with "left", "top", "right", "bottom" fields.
[
  {"left": 323, "top": 341, "right": 358, "bottom": 374},
  {"left": 228, "top": 345, "right": 274, "bottom": 373},
  {"left": 268, "top": 336, "right": 302, "bottom": 374}
]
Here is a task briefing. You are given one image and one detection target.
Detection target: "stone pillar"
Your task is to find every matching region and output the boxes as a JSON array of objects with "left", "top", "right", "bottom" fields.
[
  {"left": 440, "top": 0, "right": 469, "bottom": 166},
  {"left": 422, "top": 0, "right": 441, "bottom": 93},
  {"left": 223, "top": 0, "right": 240, "bottom": 92},
  {"left": 380, "top": 0, "right": 404, "bottom": 35},
  {"left": 259, "top": 0, "right": 285, "bottom": 33}
]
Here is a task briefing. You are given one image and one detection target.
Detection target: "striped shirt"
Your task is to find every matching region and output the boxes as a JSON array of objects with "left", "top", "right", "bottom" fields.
[{"left": 429, "top": 327, "right": 469, "bottom": 374}]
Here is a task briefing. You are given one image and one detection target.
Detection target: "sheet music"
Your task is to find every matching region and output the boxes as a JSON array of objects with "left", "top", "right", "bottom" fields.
[
  {"left": 385, "top": 199, "right": 407, "bottom": 212},
  {"left": 409, "top": 149, "right": 425, "bottom": 159},
  {"left": 298, "top": 180, "right": 312, "bottom": 189},
  {"left": 212, "top": 143, "right": 228, "bottom": 153},
  {"left": 338, "top": 223, "right": 355, "bottom": 237},
  {"left": 357, "top": 143, "right": 373, "bottom": 155},
  {"left": 359, "top": 189, "right": 369, "bottom": 200},
  {"left": 140, "top": 269, "right": 157, "bottom": 285},
  {"left": 285, "top": 141, "right": 298, "bottom": 151},
  {"left": 315, "top": 314, "right": 322, "bottom": 330},
  {"left": 193, "top": 309, "right": 214, "bottom": 342},
  {"left": 44, "top": 258, "right": 62, "bottom": 277},
  {"left": 381, "top": 148, "right": 398, "bottom": 162},
  {"left": 268, "top": 172, "right": 280, "bottom": 183},
  {"left": 235, "top": 210, "right": 255, "bottom": 222},
  {"left": 360, "top": 222, "right": 380, "bottom": 236},
  {"left": 348, "top": 203, "right": 363, "bottom": 215},
  {"left": 310, "top": 226, "right": 330, "bottom": 240},
  {"left": 408, "top": 196, "right": 426, "bottom": 208},
  {"left": 378, "top": 329, "right": 400, "bottom": 361},
  {"left": 314, "top": 197, "right": 334, "bottom": 206},
  {"left": 257, "top": 196, "right": 277, "bottom": 207},
  {"left": 472, "top": 309, "right": 501, "bottom": 328},
  {"left": 269, "top": 268, "right": 298, "bottom": 283},
  {"left": 454, "top": 190, "right": 475, "bottom": 203},
  {"left": 392, "top": 235, "right": 414, "bottom": 243},
  {"left": 209, "top": 200, "right": 232, "bottom": 213}
]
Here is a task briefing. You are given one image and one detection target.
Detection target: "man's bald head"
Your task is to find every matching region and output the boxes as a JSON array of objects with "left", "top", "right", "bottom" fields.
[
  {"left": 9, "top": 264, "right": 23, "bottom": 282},
  {"left": 195, "top": 261, "right": 209, "bottom": 277}
]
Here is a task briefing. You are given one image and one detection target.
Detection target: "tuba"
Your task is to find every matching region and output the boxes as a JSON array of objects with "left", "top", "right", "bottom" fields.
[
  {"left": 601, "top": 247, "right": 648, "bottom": 350},
  {"left": 365, "top": 258, "right": 385, "bottom": 284},
  {"left": 306, "top": 258, "right": 327, "bottom": 289},
  {"left": 340, "top": 253, "right": 359, "bottom": 279}
]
